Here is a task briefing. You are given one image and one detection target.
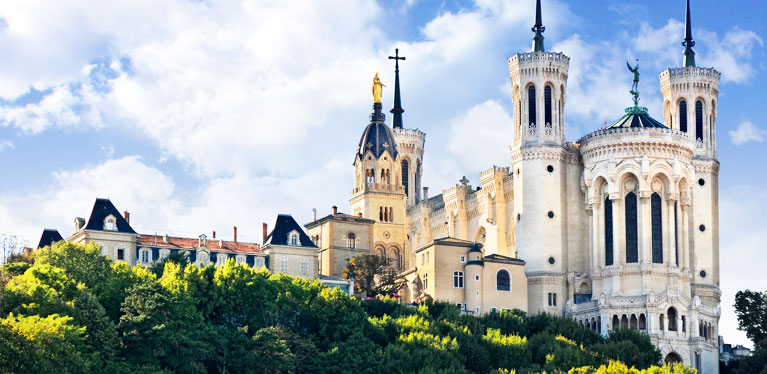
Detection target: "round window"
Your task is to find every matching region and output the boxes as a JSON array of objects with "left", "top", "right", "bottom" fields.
[
  {"left": 699, "top": 224, "right": 706, "bottom": 232},
  {"left": 700, "top": 270, "right": 707, "bottom": 278},
  {"left": 547, "top": 165, "right": 554, "bottom": 173},
  {"left": 698, "top": 178, "right": 705, "bottom": 186},
  {"left": 548, "top": 257, "right": 555, "bottom": 265},
  {"left": 548, "top": 211, "right": 554, "bottom": 219}
]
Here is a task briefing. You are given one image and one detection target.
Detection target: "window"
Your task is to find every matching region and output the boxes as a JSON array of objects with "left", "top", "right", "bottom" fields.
[
  {"left": 159, "top": 249, "right": 170, "bottom": 260},
  {"left": 459, "top": 255, "right": 466, "bottom": 263},
  {"left": 140, "top": 249, "right": 150, "bottom": 263},
  {"left": 289, "top": 234, "right": 298, "bottom": 246},
  {"left": 625, "top": 191, "right": 639, "bottom": 263},
  {"left": 217, "top": 254, "right": 228, "bottom": 265},
  {"left": 300, "top": 258, "right": 308, "bottom": 275},
  {"left": 402, "top": 160, "right": 409, "bottom": 196},
  {"left": 117, "top": 248, "right": 125, "bottom": 261},
  {"left": 528, "top": 85, "right": 536, "bottom": 129},
  {"left": 496, "top": 270, "right": 510, "bottom": 291},
  {"left": 544, "top": 85, "right": 552, "bottom": 126},
  {"left": 347, "top": 233, "right": 356, "bottom": 249},
  {"left": 660, "top": 314, "right": 665, "bottom": 331},
  {"left": 423, "top": 273, "right": 428, "bottom": 290},
  {"left": 651, "top": 192, "right": 663, "bottom": 264},
  {"left": 106, "top": 219, "right": 115, "bottom": 231},
  {"left": 280, "top": 256, "right": 288, "bottom": 273},
  {"left": 679, "top": 100, "right": 688, "bottom": 132},
  {"left": 605, "top": 196, "right": 614, "bottom": 266},
  {"left": 547, "top": 293, "right": 557, "bottom": 306},
  {"left": 255, "top": 257, "right": 265, "bottom": 268},
  {"left": 475, "top": 274, "right": 480, "bottom": 281},
  {"left": 682, "top": 316, "right": 686, "bottom": 332},
  {"left": 236, "top": 255, "right": 245, "bottom": 265},
  {"left": 695, "top": 99, "right": 704, "bottom": 142},
  {"left": 453, "top": 271, "right": 464, "bottom": 288},
  {"left": 668, "top": 307, "right": 678, "bottom": 331}
]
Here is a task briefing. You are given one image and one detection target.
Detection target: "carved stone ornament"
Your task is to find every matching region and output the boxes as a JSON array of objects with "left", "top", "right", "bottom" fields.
[
  {"left": 652, "top": 179, "right": 663, "bottom": 193},
  {"left": 624, "top": 179, "right": 637, "bottom": 193},
  {"left": 599, "top": 293, "right": 607, "bottom": 306}
]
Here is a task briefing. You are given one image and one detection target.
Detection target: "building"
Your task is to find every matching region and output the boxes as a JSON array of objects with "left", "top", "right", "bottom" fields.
[
  {"left": 312, "top": 0, "right": 721, "bottom": 372},
  {"left": 718, "top": 336, "right": 752, "bottom": 364}
]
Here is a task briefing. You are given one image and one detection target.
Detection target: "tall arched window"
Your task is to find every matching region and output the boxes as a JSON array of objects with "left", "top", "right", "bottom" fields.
[
  {"left": 347, "top": 233, "right": 356, "bottom": 249},
  {"left": 679, "top": 100, "right": 688, "bottom": 132},
  {"left": 625, "top": 191, "right": 639, "bottom": 263},
  {"left": 695, "top": 100, "right": 704, "bottom": 142},
  {"left": 651, "top": 192, "right": 663, "bottom": 264},
  {"left": 605, "top": 196, "right": 614, "bottom": 266},
  {"left": 389, "top": 207, "right": 394, "bottom": 222},
  {"left": 453, "top": 271, "right": 464, "bottom": 288},
  {"left": 528, "top": 85, "right": 536, "bottom": 130},
  {"left": 668, "top": 307, "right": 678, "bottom": 331},
  {"left": 402, "top": 160, "right": 409, "bottom": 196},
  {"left": 544, "top": 85, "right": 552, "bottom": 126},
  {"left": 496, "top": 270, "right": 510, "bottom": 291},
  {"left": 379, "top": 206, "right": 383, "bottom": 221}
]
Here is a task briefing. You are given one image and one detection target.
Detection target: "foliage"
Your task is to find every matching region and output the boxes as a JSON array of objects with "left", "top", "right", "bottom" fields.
[
  {"left": 343, "top": 254, "right": 405, "bottom": 297},
  {"left": 0, "top": 241, "right": 688, "bottom": 374},
  {"left": 734, "top": 289, "right": 767, "bottom": 350},
  {"left": 150, "top": 251, "right": 190, "bottom": 277}
]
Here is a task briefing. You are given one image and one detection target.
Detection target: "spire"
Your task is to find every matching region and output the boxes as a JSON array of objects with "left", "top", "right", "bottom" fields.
[
  {"left": 531, "top": 0, "right": 545, "bottom": 52},
  {"left": 682, "top": 0, "right": 696, "bottom": 67},
  {"left": 388, "top": 49, "right": 406, "bottom": 129}
]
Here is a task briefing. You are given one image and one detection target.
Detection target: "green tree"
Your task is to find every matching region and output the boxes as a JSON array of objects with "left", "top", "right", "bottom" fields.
[
  {"left": 734, "top": 289, "right": 767, "bottom": 350},
  {"left": 250, "top": 327, "right": 295, "bottom": 374},
  {"left": 593, "top": 328, "right": 661, "bottom": 369},
  {"left": 343, "top": 254, "right": 404, "bottom": 297},
  {"left": 36, "top": 241, "right": 113, "bottom": 291},
  {"left": 74, "top": 292, "right": 121, "bottom": 373},
  {"left": 150, "top": 251, "right": 190, "bottom": 277},
  {"left": 0, "top": 264, "right": 78, "bottom": 316}
]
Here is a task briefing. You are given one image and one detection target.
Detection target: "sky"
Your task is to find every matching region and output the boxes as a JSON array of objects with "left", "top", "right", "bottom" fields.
[{"left": 0, "top": 0, "right": 765, "bottom": 348}]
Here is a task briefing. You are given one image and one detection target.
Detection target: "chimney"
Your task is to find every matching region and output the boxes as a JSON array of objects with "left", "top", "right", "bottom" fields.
[
  {"left": 332, "top": 205, "right": 338, "bottom": 215},
  {"left": 163, "top": 234, "right": 169, "bottom": 244},
  {"left": 262, "top": 223, "right": 268, "bottom": 244},
  {"left": 312, "top": 208, "right": 317, "bottom": 222},
  {"left": 123, "top": 211, "right": 130, "bottom": 224},
  {"left": 233, "top": 226, "right": 238, "bottom": 242},
  {"left": 219, "top": 239, "right": 223, "bottom": 247},
  {"left": 212, "top": 230, "right": 216, "bottom": 239},
  {"left": 423, "top": 187, "right": 429, "bottom": 201}
]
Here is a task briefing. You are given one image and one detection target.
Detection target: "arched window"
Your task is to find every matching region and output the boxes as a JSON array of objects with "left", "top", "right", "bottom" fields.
[
  {"left": 621, "top": 315, "right": 629, "bottom": 329},
  {"left": 402, "top": 160, "right": 409, "bottom": 196},
  {"left": 544, "top": 85, "right": 552, "bottom": 126},
  {"left": 347, "top": 233, "right": 356, "bottom": 249},
  {"left": 639, "top": 314, "right": 647, "bottom": 330},
  {"left": 389, "top": 207, "right": 394, "bottom": 222},
  {"left": 695, "top": 100, "right": 704, "bottom": 142},
  {"left": 612, "top": 315, "right": 620, "bottom": 330},
  {"left": 528, "top": 85, "right": 536, "bottom": 129},
  {"left": 682, "top": 316, "right": 686, "bottom": 332},
  {"left": 605, "top": 196, "right": 614, "bottom": 266},
  {"left": 496, "top": 270, "right": 511, "bottom": 291},
  {"left": 668, "top": 307, "right": 678, "bottom": 331},
  {"left": 453, "top": 271, "right": 464, "bottom": 288},
  {"left": 379, "top": 206, "right": 383, "bottom": 221},
  {"left": 630, "top": 314, "right": 638, "bottom": 330},
  {"left": 679, "top": 100, "right": 688, "bottom": 132},
  {"left": 651, "top": 192, "right": 663, "bottom": 263},
  {"left": 625, "top": 191, "right": 639, "bottom": 263}
]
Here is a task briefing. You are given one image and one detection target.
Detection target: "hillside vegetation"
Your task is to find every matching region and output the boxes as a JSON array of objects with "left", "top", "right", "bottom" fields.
[{"left": 0, "top": 241, "right": 695, "bottom": 374}]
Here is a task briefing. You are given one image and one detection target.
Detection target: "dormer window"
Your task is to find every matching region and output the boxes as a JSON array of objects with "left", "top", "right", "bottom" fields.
[
  {"left": 287, "top": 230, "right": 300, "bottom": 246},
  {"left": 104, "top": 215, "right": 117, "bottom": 231},
  {"left": 199, "top": 234, "right": 208, "bottom": 248}
]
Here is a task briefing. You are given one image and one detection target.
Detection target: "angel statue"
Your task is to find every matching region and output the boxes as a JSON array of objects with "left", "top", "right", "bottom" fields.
[
  {"left": 372, "top": 73, "right": 386, "bottom": 103},
  {"left": 627, "top": 60, "right": 640, "bottom": 105}
]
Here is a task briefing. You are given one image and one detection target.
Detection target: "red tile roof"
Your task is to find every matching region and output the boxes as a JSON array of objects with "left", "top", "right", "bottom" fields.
[{"left": 138, "top": 234, "right": 262, "bottom": 254}]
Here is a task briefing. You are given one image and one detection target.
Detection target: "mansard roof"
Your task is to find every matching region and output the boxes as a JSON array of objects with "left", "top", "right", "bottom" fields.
[
  {"left": 83, "top": 198, "right": 136, "bottom": 234},
  {"left": 137, "top": 234, "right": 263, "bottom": 254},
  {"left": 263, "top": 214, "right": 317, "bottom": 248},
  {"left": 37, "top": 228, "right": 64, "bottom": 249}
]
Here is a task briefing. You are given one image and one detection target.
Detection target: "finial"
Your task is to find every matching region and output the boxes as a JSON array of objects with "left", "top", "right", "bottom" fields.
[
  {"left": 388, "top": 48, "right": 406, "bottom": 129},
  {"left": 683, "top": 0, "right": 696, "bottom": 67},
  {"left": 531, "top": 0, "right": 545, "bottom": 52},
  {"left": 627, "top": 60, "right": 640, "bottom": 106}
]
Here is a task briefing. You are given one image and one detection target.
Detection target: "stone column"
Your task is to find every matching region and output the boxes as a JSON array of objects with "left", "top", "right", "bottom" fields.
[
  {"left": 591, "top": 200, "right": 601, "bottom": 271},
  {"left": 667, "top": 196, "right": 678, "bottom": 266},
  {"left": 447, "top": 214, "right": 456, "bottom": 238},
  {"left": 611, "top": 196, "right": 624, "bottom": 265},
  {"left": 680, "top": 204, "right": 690, "bottom": 270},
  {"left": 639, "top": 192, "right": 651, "bottom": 263}
]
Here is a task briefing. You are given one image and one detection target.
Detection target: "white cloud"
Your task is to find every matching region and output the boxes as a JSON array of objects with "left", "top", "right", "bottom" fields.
[
  {"left": 0, "top": 139, "right": 12, "bottom": 152},
  {"left": 729, "top": 120, "right": 766, "bottom": 145},
  {"left": 697, "top": 28, "right": 763, "bottom": 84},
  {"left": 0, "top": 84, "right": 104, "bottom": 134},
  {"left": 445, "top": 100, "right": 513, "bottom": 174}
]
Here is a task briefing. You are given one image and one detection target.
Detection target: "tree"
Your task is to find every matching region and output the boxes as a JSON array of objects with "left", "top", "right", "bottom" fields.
[
  {"left": 0, "top": 264, "right": 78, "bottom": 316},
  {"left": 36, "top": 241, "right": 113, "bottom": 291},
  {"left": 150, "top": 251, "right": 190, "bottom": 277},
  {"left": 734, "top": 289, "right": 767, "bottom": 350},
  {"left": 74, "top": 292, "right": 121, "bottom": 373},
  {"left": 0, "top": 233, "right": 29, "bottom": 265},
  {"left": 343, "top": 254, "right": 404, "bottom": 297},
  {"left": 249, "top": 327, "right": 295, "bottom": 374},
  {"left": 593, "top": 328, "right": 661, "bottom": 369}
]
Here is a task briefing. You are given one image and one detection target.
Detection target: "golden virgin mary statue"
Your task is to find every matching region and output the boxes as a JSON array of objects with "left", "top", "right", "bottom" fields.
[{"left": 372, "top": 73, "right": 385, "bottom": 103}]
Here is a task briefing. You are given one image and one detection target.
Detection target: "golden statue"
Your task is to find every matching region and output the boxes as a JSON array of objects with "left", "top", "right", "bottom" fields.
[{"left": 372, "top": 73, "right": 385, "bottom": 103}]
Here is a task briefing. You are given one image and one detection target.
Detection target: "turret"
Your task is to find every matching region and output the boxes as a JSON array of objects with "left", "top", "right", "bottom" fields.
[{"left": 464, "top": 243, "right": 484, "bottom": 314}]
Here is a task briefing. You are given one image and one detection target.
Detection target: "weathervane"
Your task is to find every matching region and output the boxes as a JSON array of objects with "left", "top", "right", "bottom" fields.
[{"left": 626, "top": 59, "right": 640, "bottom": 106}]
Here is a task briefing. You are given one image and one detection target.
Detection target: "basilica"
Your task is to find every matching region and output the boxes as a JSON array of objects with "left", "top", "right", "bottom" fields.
[{"left": 306, "top": 0, "right": 722, "bottom": 372}]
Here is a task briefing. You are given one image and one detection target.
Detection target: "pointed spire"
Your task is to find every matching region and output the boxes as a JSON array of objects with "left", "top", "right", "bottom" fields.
[
  {"left": 388, "top": 49, "right": 406, "bottom": 129},
  {"left": 682, "top": 0, "right": 696, "bottom": 67},
  {"left": 531, "top": 0, "right": 545, "bottom": 52}
]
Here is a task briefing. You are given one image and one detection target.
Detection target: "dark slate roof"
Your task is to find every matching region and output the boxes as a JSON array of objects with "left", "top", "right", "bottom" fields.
[
  {"left": 37, "top": 229, "right": 64, "bottom": 249},
  {"left": 468, "top": 243, "right": 483, "bottom": 253},
  {"left": 606, "top": 106, "right": 667, "bottom": 129},
  {"left": 264, "top": 214, "right": 317, "bottom": 248},
  {"left": 484, "top": 253, "right": 526, "bottom": 265},
  {"left": 83, "top": 198, "right": 136, "bottom": 234},
  {"left": 357, "top": 121, "right": 398, "bottom": 160}
]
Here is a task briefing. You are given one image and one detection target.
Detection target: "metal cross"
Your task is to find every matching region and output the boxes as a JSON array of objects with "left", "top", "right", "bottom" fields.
[{"left": 388, "top": 48, "right": 406, "bottom": 71}]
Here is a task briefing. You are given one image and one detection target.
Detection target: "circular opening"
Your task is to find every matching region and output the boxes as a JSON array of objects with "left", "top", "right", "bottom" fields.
[
  {"left": 698, "top": 178, "right": 705, "bottom": 186},
  {"left": 548, "top": 257, "right": 555, "bottom": 265},
  {"left": 699, "top": 224, "right": 706, "bottom": 232},
  {"left": 547, "top": 165, "right": 554, "bottom": 173},
  {"left": 548, "top": 211, "right": 554, "bottom": 219},
  {"left": 700, "top": 270, "right": 707, "bottom": 278}
]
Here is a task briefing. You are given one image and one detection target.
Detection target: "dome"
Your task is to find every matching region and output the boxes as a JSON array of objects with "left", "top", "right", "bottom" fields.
[
  {"left": 357, "top": 109, "right": 399, "bottom": 160},
  {"left": 605, "top": 106, "right": 667, "bottom": 129}
]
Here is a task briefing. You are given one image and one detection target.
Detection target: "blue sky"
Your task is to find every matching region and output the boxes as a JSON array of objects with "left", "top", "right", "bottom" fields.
[{"left": 1, "top": 0, "right": 765, "bottom": 347}]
